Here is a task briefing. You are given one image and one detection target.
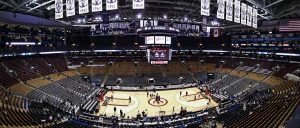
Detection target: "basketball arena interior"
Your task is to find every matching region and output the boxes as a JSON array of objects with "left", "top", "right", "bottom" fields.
[{"left": 0, "top": 0, "right": 300, "bottom": 128}]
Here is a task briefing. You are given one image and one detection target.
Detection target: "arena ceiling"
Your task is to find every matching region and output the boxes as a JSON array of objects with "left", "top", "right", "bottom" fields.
[{"left": 0, "top": 0, "right": 299, "bottom": 25}]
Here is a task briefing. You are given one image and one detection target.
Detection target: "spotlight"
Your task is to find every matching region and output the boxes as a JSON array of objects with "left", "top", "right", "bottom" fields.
[
  {"left": 137, "top": 13, "right": 142, "bottom": 19},
  {"left": 184, "top": 17, "right": 188, "bottom": 21},
  {"left": 163, "top": 15, "right": 167, "bottom": 19},
  {"left": 115, "top": 14, "right": 119, "bottom": 19}
]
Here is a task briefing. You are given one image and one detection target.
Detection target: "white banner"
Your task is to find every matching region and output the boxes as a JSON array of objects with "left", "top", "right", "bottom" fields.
[
  {"left": 92, "top": 0, "right": 103, "bottom": 12},
  {"left": 79, "top": 0, "right": 89, "bottom": 14},
  {"left": 234, "top": 0, "right": 240, "bottom": 23},
  {"left": 201, "top": 0, "right": 210, "bottom": 16},
  {"left": 66, "top": 0, "right": 75, "bottom": 17},
  {"left": 106, "top": 0, "right": 118, "bottom": 10},
  {"left": 247, "top": 5, "right": 253, "bottom": 26},
  {"left": 241, "top": 2, "right": 247, "bottom": 25},
  {"left": 55, "top": 0, "right": 63, "bottom": 19},
  {"left": 207, "top": 26, "right": 211, "bottom": 37},
  {"left": 217, "top": 0, "right": 225, "bottom": 19},
  {"left": 226, "top": 0, "right": 233, "bottom": 21},
  {"left": 133, "top": 0, "right": 145, "bottom": 9},
  {"left": 252, "top": 8, "right": 257, "bottom": 28}
]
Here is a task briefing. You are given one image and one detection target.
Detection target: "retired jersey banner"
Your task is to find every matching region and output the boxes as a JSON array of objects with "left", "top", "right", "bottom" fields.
[
  {"left": 133, "top": 0, "right": 145, "bottom": 9},
  {"left": 217, "top": 0, "right": 225, "bottom": 19},
  {"left": 247, "top": 5, "right": 253, "bottom": 26},
  {"left": 55, "top": 0, "right": 63, "bottom": 19},
  {"left": 92, "top": 0, "right": 103, "bottom": 12},
  {"left": 79, "top": 0, "right": 89, "bottom": 14},
  {"left": 241, "top": 2, "right": 247, "bottom": 25},
  {"left": 201, "top": 0, "right": 210, "bottom": 16},
  {"left": 252, "top": 8, "right": 257, "bottom": 28},
  {"left": 106, "top": 0, "right": 118, "bottom": 10},
  {"left": 226, "top": 0, "right": 233, "bottom": 21},
  {"left": 66, "top": 0, "right": 75, "bottom": 17},
  {"left": 234, "top": 0, "right": 240, "bottom": 23}
]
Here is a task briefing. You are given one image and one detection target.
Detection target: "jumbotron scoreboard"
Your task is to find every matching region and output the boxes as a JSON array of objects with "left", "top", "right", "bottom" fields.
[
  {"left": 137, "top": 23, "right": 179, "bottom": 65},
  {"left": 147, "top": 47, "right": 172, "bottom": 64}
]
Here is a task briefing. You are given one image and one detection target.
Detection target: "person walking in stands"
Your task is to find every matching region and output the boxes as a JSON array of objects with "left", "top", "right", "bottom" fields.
[{"left": 114, "top": 106, "right": 117, "bottom": 114}]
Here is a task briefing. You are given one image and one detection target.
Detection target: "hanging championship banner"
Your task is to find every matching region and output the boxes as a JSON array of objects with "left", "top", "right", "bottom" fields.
[
  {"left": 247, "top": 5, "right": 253, "bottom": 26},
  {"left": 55, "top": 0, "right": 63, "bottom": 19},
  {"left": 252, "top": 8, "right": 257, "bottom": 28},
  {"left": 201, "top": 0, "right": 210, "bottom": 16},
  {"left": 66, "top": 0, "right": 75, "bottom": 17},
  {"left": 217, "top": 0, "right": 225, "bottom": 19},
  {"left": 92, "top": 0, "right": 103, "bottom": 12},
  {"left": 106, "top": 0, "right": 118, "bottom": 10},
  {"left": 226, "top": 0, "right": 233, "bottom": 21},
  {"left": 234, "top": 0, "right": 240, "bottom": 23},
  {"left": 133, "top": 0, "right": 145, "bottom": 9},
  {"left": 79, "top": 0, "right": 89, "bottom": 14},
  {"left": 241, "top": 2, "right": 247, "bottom": 25}
]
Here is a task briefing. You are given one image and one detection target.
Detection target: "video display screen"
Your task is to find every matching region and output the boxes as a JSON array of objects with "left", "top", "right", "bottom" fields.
[
  {"left": 145, "top": 36, "right": 171, "bottom": 45},
  {"left": 166, "top": 37, "right": 171, "bottom": 44},
  {"left": 145, "top": 36, "right": 154, "bottom": 44},
  {"left": 149, "top": 48, "right": 170, "bottom": 61},
  {"left": 155, "top": 36, "right": 166, "bottom": 44}
]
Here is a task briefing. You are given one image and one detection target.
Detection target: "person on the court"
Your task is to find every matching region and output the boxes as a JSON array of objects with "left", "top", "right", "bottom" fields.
[
  {"left": 180, "top": 91, "right": 182, "bottom": 97},
  {"left": 158, "top": 95, "right": 161, "bottom": 101},
  {"left": 172, "top": 106, "right": 175, "bottom": 113},
  {"left": 137, "top": 111, "right": 141, "bottom": 119},
  {"left": 114, "top": 106, "right": 117, "bottom": 114},
  {"left": 155, "top": 95, "right": 159, "bottom": 104},
  {"left": 129, "top": 96, "right": 131, "bottom": 103},
  {"left": 186, "top": 91, "right": 188, "bottom": 96},
  {"left": 142, "top": 110, "right": 146, "bottom": 117},
  {"left": 120, "top": 109, "right": 123, "bottom": 118},
  {"left": 111, "top": 95, "right": 113, "bottom": 102}
]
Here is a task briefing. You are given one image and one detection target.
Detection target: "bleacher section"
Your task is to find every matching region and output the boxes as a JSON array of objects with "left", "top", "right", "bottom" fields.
[{"left": 0, "top": 56, "right": 298, "bottom": 127}]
